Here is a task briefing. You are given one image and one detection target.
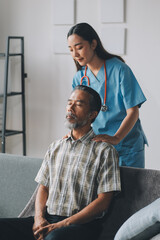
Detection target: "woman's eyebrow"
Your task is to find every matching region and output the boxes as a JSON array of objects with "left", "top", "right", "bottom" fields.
[{"left": 68, "top": 42, "right": 82, "bottom": 48}]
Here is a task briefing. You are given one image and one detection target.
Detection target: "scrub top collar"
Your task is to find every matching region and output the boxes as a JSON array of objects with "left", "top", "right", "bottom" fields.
[{"left": 85, "top": 63, "right": 105, "bottom": 84}]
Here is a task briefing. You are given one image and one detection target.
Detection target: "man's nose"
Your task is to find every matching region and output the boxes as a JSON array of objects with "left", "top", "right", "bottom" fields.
[{"left": 67, "top": 103, "right": 74, "bottom": 112}]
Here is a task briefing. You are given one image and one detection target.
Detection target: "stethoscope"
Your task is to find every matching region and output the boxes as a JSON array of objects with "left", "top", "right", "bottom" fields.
[{"left": 80, "top": 62, "right": 108, "bottom": 112}]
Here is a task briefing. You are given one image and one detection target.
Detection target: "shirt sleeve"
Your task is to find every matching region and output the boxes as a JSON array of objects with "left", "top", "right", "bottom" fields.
[
  {"left": 97, "top": 146, "right": 121, "bottom": 194},
  {"left": 120, "top": 64, "right": 147, "bottom": 110},
  {"left": 35, "top": 149, "right": 50, "bottom": 187}
]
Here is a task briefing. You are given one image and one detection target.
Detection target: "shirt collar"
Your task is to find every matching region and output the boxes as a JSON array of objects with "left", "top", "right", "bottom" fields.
[{"left": 66, "top": 128, "right": 95, "bottom": 144}]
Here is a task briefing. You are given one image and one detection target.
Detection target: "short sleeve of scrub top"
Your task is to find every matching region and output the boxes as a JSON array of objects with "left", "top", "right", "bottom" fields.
[
  {"left": 119, "top": 64, "right": 146, "bottom": 109},
  {"left": 72, "top": 57, "right": 147, "bottom": 156}
]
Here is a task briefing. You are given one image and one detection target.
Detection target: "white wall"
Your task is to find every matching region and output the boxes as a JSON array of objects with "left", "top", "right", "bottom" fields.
[
  {"left": 124, "top": 0, "right": 160, "bottom": 170},
  {"left": 0, "top": 0, "right": 160, "bottom": 170}
]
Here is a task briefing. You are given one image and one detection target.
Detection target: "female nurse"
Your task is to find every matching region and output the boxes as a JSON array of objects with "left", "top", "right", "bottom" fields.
[{"left": 67, "top": 22, "right": 148, "bottom": 168}]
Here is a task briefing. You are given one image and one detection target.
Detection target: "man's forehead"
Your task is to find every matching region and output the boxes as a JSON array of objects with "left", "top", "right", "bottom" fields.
[{"left": 69, "top": 90, "right": 90, "bottom": 102}]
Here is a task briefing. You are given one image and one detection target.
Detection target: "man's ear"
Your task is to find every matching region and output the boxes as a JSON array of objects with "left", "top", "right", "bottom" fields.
[
  {"left": 91, "top": 39, "right": 97, "bottom": 50},
  {"left": 89, "top": 111, "right": 98, "bottom": 121}
]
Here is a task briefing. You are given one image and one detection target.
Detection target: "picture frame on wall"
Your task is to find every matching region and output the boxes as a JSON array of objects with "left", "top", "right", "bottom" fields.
[
  {"left": 100, "top": 27, "right": 126, "bottom": 55},
  {"left": 100, "top": 0, "right": 124, "bottom": 23},
  {"left": 53, "top": 0, "right": 75, "bottom": 25}
]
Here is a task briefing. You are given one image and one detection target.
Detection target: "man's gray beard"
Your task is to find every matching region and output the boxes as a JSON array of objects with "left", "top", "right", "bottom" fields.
[{"left": 64, "top": 118, "right": 88, "bottom": 130}]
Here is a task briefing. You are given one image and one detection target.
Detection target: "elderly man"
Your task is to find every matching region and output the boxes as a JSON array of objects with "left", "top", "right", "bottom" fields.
[{"left": 0, "top": 85, "right": 121, "bottom": 240}]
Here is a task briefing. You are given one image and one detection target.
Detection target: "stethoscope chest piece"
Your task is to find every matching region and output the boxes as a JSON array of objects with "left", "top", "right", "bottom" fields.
[{"left": 101, "top": 105, "right": 108, "bottom": 112}]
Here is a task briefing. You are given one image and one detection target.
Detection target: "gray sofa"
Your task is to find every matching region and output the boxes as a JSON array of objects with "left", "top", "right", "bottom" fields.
[{"left": 0, "top": 153, "right": 160, "bottom": 239}]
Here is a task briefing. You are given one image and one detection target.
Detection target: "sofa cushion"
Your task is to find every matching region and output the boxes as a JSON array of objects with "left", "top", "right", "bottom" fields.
[
  {"left": 151, "top": 233, "right": 160, "bottom": 240},
  {"left": 114, "top": 198, "right": 160, "bottom": 240},
  {"left": 98, "top": 167, "right": 160, "bottom": 240}
]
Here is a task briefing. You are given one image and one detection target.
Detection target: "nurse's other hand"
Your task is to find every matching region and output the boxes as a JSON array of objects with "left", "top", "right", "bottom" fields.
[
  {"left": 62, "top": 132, "right": 71, "bottom": 139},
  {"left": 93, "top": 134, "right": 120, "bottom": 145}
]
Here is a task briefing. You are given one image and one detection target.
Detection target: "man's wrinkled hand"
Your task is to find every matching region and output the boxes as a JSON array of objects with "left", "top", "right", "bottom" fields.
[
  {"left": 34, "top": 219, "right": 68, "bottom": 238},
  {"left": 33, "top": 217, "right": 49, "bottom": 240}
]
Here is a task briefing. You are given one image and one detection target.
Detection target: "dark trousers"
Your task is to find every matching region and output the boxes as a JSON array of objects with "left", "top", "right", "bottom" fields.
[
  {"left": 0, "top": 216, "right": 34, "bottom": 240},
  {"left": 0, "top": 213, "right": 102, "bottom": 240}
]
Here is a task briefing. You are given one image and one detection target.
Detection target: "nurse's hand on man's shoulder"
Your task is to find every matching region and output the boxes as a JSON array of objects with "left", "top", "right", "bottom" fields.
[
  {"left": 92, "top": 134, "right": 120, "bottom": 145},
  {"left": 62, "top": 132, "right": 71, "bottom": 139}
]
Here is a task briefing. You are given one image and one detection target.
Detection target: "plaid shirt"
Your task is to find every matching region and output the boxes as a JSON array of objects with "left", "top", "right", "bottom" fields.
[{"left": 35, "top": 129, "right": 121, "bottom": 217}]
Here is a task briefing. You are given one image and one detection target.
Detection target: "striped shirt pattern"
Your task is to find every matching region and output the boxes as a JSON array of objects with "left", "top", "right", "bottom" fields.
[{"left": 35, "top": 129, "right": 121, "bottom": 217}]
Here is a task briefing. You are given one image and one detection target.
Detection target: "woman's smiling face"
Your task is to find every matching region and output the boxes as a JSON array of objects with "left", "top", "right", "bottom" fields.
[{"left": 67, "top": 34, "right": 96, "bottom": 66}]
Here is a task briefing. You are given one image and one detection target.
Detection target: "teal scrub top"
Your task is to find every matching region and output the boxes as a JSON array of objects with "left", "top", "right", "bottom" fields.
[{"left": 72, "top": 57, "right": 147, "bottom": 156}]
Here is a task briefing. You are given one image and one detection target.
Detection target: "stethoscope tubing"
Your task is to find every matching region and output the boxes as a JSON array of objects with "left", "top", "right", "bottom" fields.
[{"left": 80, "top": 61, "right": 108, "bottom": 111}]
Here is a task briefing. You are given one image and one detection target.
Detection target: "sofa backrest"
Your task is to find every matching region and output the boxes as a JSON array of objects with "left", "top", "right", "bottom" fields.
[
  {"left": 0, "top": 153, "right": 42, "bottom": 218},
  {"left": 99, "top": 166, "right": 160, "bottom": 240}
]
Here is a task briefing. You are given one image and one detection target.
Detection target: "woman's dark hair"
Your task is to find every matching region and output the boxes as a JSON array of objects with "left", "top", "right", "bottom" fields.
[
  {"left": 73, "top": 85, "right": 101, "bottom": 123},
  {"left": 67, "top": 22, "right": 125, "bottom": 71}
]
